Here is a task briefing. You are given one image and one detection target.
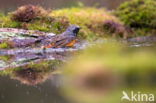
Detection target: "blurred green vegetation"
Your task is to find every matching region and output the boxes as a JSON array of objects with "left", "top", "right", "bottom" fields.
[
  {"left": 62, "top": 42, "right": 156, "bottom": 103},
  {"left": 115, "top": 0, "right": 156, "bottom": 36}
]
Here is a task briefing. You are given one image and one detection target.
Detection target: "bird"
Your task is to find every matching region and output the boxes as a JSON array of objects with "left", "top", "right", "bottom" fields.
[
  {"left": 41, "top": 25, "right": 80, "bottom": 48},
  {"left": 0, "top": 25, "right": 80, "bottom": 49}
]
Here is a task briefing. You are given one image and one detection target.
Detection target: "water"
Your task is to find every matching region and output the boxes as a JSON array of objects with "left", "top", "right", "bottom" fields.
[
  {"left": 0, "top": 47, "right": 73, "bottom": 103},
  {"left": 0, "top": 75, "right": 70, "bottom": 103},
  {"left": 0, "top": 30, "right": 156, "bottom": 103}
]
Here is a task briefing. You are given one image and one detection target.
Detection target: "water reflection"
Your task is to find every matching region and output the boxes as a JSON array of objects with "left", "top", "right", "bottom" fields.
[
  {"left": 12, "top": 68, "right": 51, "bottom": 85},
  {"left": 0, "top": 75, "right": 69, "bottom": 103},
  {"left": 0, "top": 48, "right": 75, "bottom": 85},
  {"left": 0, "top": 49, "right": 74, "bottom": 70},
  {"left": 0, "top": 49, "right": 71, "bottom": 103}
]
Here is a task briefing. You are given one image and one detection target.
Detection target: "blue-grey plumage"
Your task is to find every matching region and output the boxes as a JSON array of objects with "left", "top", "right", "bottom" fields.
[
  {"left": 42, "top": 25, "right": 80, "bottom": 48},
  {"left": 64, "top": 25, "right": 80, "bottom": 36}
]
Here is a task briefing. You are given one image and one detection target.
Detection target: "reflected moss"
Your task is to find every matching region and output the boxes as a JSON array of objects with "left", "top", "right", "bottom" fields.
[
  {"left": 11, "top": 68, "right": 49, "bottom": 85},
  {"left": 0, "top": 59, "right": 63, "bottom": 85},
  {"left": 0, "top": 67, "right": 20, "bottom": 76},
  {"left": 26, "top": 60, "right": 62, "bottom": 72}
]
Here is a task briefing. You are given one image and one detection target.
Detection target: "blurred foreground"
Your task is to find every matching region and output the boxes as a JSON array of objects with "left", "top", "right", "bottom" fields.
[
  {"left": 0, "top": 41, "right": 156, "bottom": 103},
  {"left": 61, "top": 42, "right": 156, "bottom": 103}
]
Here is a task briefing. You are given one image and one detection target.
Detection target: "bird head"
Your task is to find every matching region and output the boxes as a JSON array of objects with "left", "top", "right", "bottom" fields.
[{"left": 65, "top": 25, "right": 80, "bottom": 36}]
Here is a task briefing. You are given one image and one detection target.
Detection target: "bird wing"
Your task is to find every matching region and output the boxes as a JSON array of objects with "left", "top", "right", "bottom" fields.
[
  {"left": 43, "top": 36, "right": 76, "bottom": 48},
  {"left": 52, "top": 36, "right": 76, "bottom": 48}
]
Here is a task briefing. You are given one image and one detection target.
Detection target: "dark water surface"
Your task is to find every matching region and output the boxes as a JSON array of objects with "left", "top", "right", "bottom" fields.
[
  {"left": 0, "top": 0, "right": 129, "bottom": 12},
  {"left": 0, "top": 48, "right": 71, "bottom": 103},
  {"left": 0, "top": 75, "right": 70, "bottom": 103}
]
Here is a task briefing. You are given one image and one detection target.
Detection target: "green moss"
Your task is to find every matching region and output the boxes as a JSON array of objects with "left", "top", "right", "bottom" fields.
[
  {"left": 133, "top": 28, "right": 156, "bottom": 36},
  {"left": 0, "top": 6, "right": 124, "bottom": 40},
  {"left": 0, "top": 67, "right": 20, "bottom": 76},
  {"left": 0, "top": 13, "right": 69, "bottom": 34},
  {"left": 0, "top": 60, "right": 62, "bottom": 76},
  {"left": 0, "top": 15, "right": 21, "bottom": 28},
  {"left": 51, "top": 7, "right": 122, "bottom": 40},
  {"left": 27, "top": 16, "right": 69, "bottom": 34},
  {"left": 0, "top": 55, "right": 12, "bottom": 61},
  {"left": 116, "top": 0, "right": 156, "bottom": 29},
  {"left": 27, "top": 60, "right": 62, "bottom": 72},
  {"left": 0, "top": 42, "right": 11, "bottom": 49}
]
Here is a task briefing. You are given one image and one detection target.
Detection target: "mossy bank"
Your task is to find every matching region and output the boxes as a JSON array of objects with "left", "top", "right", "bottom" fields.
[
  {"left": 0, "top": 5, "right": 130, "bottom": 41},
  {"left": 0, "top": 1, "right": 156, "bottom": 42},
  {"left": 115, "top": 0, "right": 156, "bottom": 36}
]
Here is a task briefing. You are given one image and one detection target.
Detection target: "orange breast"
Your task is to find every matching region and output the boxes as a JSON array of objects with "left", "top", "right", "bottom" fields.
[
  {"left": 43, "top": 39, "right": 77, "bottom": 48},
  {"left": 44, "top": 43, "right": 55, "bottom": 48},
  {"left": 66, "top": 40, "right": 76, "bottom": 47}
]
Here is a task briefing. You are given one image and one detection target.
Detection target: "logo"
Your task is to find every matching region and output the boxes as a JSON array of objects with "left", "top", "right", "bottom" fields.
[{"left": 121, "top": 91, "right": 155, "bottom": 102}]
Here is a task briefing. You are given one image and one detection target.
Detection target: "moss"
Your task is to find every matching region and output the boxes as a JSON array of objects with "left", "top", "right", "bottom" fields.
[
  {"left": 0, "top": 13, "right": 4, "bottom": 17},
  {"left": 0, "top": 59, "right": 62, "bottom": 76},
  {"left": 103, "top": 20, "right": 133, "bottom": 39},
  {"left": 0, "top": 15, "right": 21, "bottom": 28},
  {"left": 0, "top": 59, "right": 63, "bottom": 85},
  {"left": 0, "top": 6, "right": 126, "bottom": 40},
  {"left": 0, "top": 67, "right": 20, "bottom": 76},
  {"left": 51, "top": 7, "right": 122, "bottom": 40},
  {"left": 0, "top": 39, "right": 15, "bottom": 49},
  {"left": 115, "top": 0, "right": 156, "bottom": 29},
  {"left": 11, "top": 5, "right": 48, "bottom": 22},
  {"left": 0, "top": 42, "right": 12, "bottom": 49},
  {"left": 27, "top": 60, "right": 62, "bottom": 72},
  {"left": 133, "top": 28, "right": 156, "bottom": 36},
  {"left": 27, "top": 16, "right": 69, "bottom": 33},
  {"left": 0, "top": 55, "right": 13, "bottom": 61}
]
